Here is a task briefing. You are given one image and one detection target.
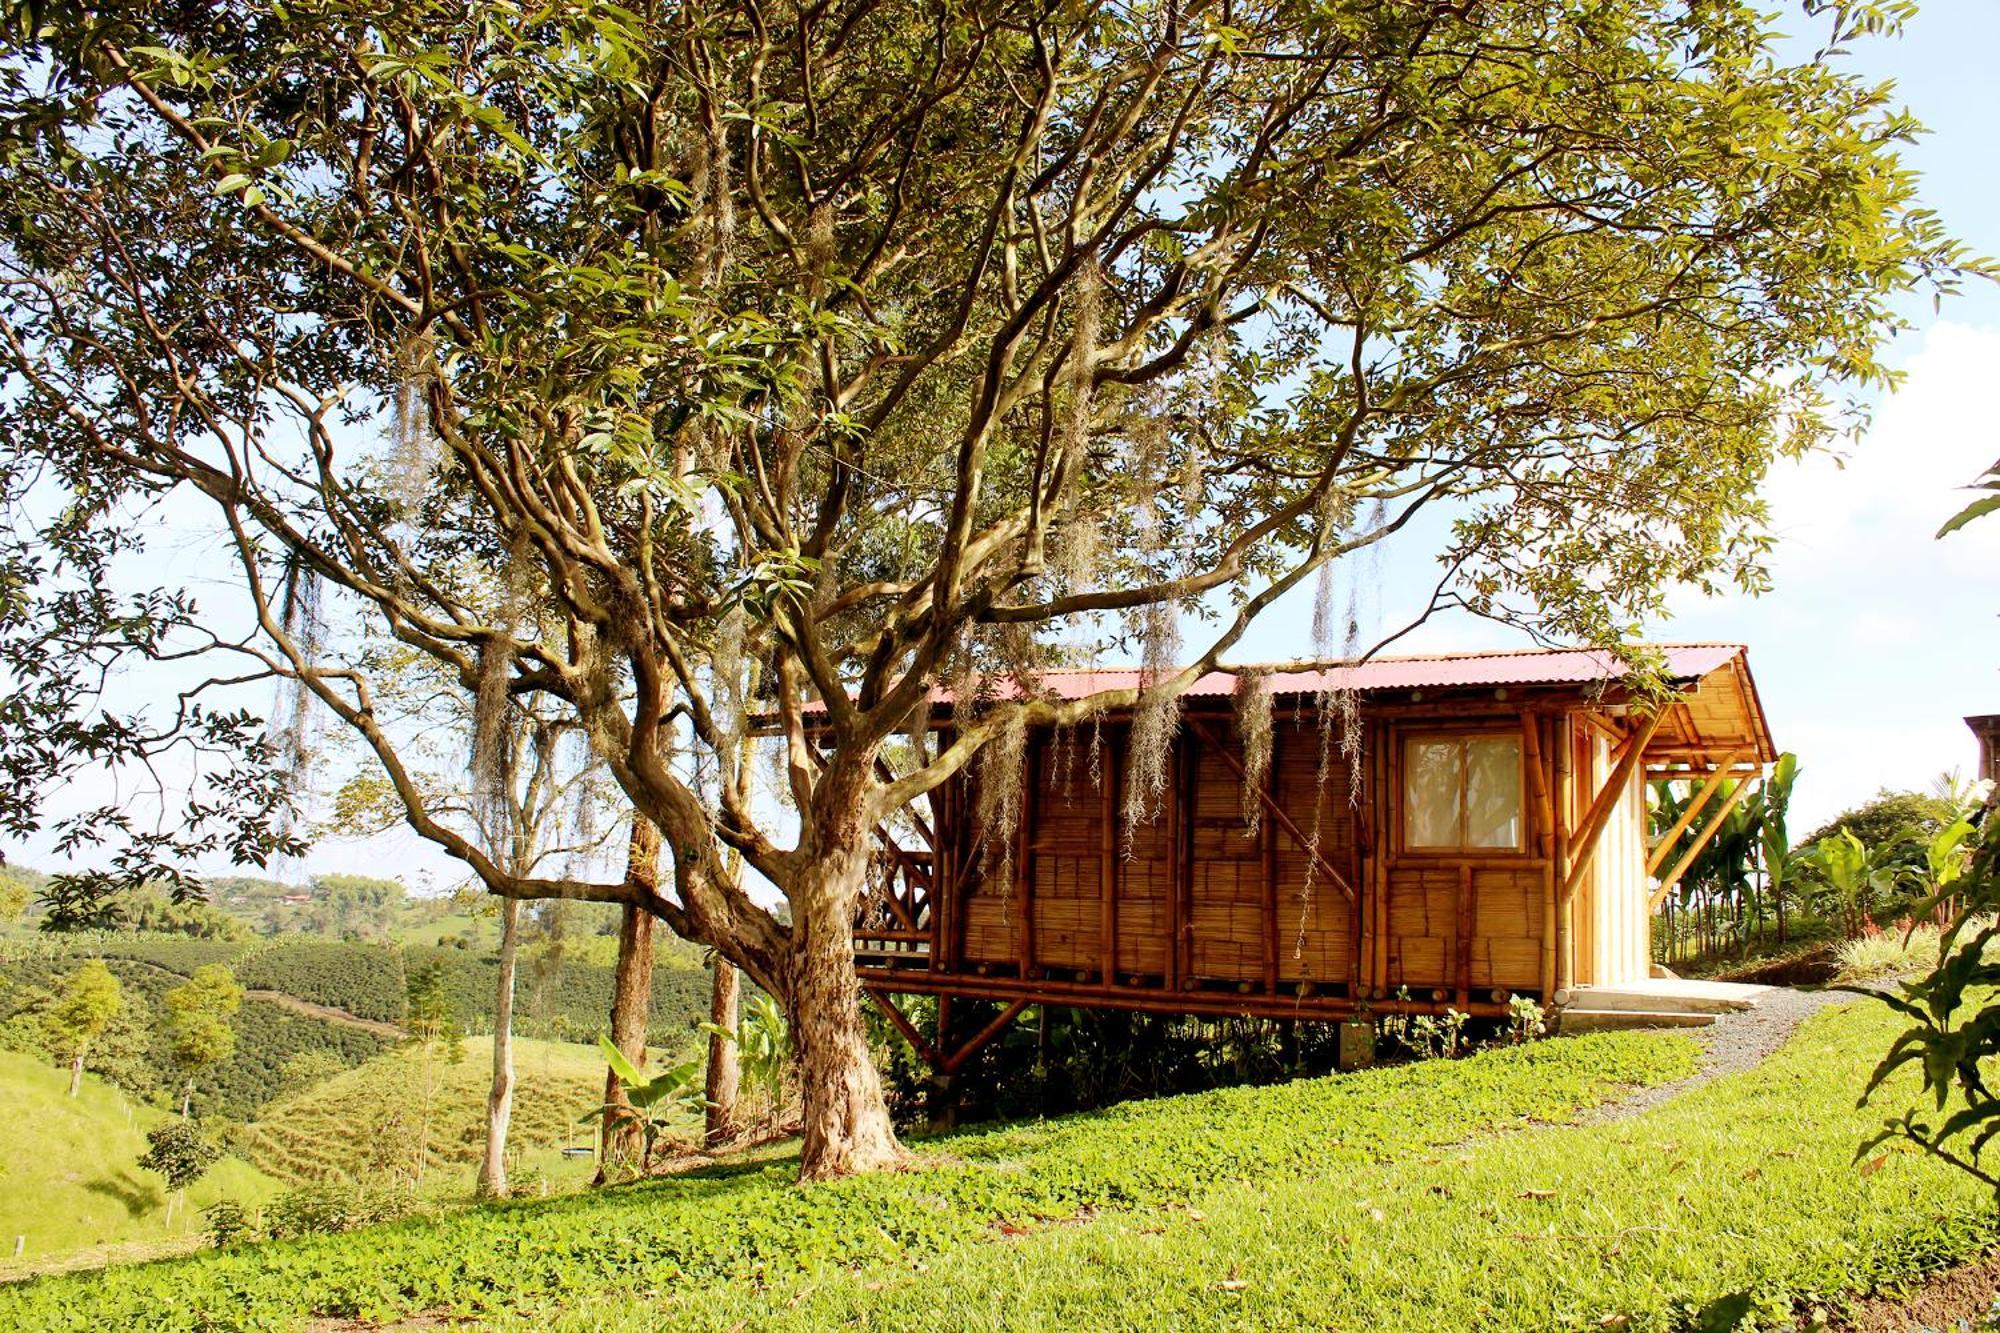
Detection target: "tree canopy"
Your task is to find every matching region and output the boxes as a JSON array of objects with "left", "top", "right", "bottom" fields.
[{"left": 0, "top": 0, "right": 1970, "bottom": 1174}]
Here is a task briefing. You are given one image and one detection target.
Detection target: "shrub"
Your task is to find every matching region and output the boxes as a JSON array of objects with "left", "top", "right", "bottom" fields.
[
  {"left": 263, "top": 1182, "right": 426, "bottom": 1241},
  {"left": 239, "top": 941, "right": 405, "bottom": 1022},
  {"left": 1834, "top": 920, "right": 1944, "bottom": 983},
  {"left": 201, "top": 1200, "right": 252, "bottom": 1249}
]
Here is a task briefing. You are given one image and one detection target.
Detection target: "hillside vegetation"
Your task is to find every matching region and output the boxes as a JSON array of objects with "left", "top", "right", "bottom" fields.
[
  {"left": 236, "top": 1036, "right": 654, "bottom": 1186},
  {"left": 0, "top": 1049, "right": 279, "bottom": 1275}
]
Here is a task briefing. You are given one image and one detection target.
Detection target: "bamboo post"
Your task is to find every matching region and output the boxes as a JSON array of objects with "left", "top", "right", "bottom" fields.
[
  {"left": 1016, "top": 733, "right": 1038, "bottom": 979},
  {"left": 1645, "top": 751, "right": 1746, "bottom": 874},
  {"left": 1165, "top": 730, "right": 1183, "bottom": 993},
  {"left": 1456, "top": 863, "right": 1474, "bottom": 1008},
  {"left": 1177, "top": 726, "right": 1197, "bottom": 987},
  {"left": 1101, "top": 729, "right": 1120, "bottom": 989},
  {"left": 1553, "top": 714, "right": 1574, "bottom": 996},
  {"left": 1522, "top": 713, "right": 1558, "bottom": 1001},
  {"left": 1261, "top": 727, "right": 1280, "bottom": 994}
]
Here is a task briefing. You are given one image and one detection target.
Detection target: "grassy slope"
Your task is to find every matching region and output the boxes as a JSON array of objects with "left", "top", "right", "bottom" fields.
[
  {"left": 239, "top": 1035, "right": 676, "bottom": 1191},
  {"left": 11, "top": 1001, "right": 1985, "bottom": 1332},
  {"left": 0, "top": 1028, "right": 1696, "bottom": 1330},
  {"left": 0, "top": 1050, "right": 280, "bottom": 1272},
  {"left": 572, "top": 998, "right": 2000, "bottom": 1332}
]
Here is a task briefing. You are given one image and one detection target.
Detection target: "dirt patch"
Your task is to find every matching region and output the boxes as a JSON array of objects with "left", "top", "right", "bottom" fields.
[
  {"left": 1711, "top": 946, "right": 1841, "bottom": 988},
  {"left": 1837, "top": 1248, "right": 2000, "bottom": 1332},
  {"left": 250, "top": 989, "right": 406, "bottom": 1039}
]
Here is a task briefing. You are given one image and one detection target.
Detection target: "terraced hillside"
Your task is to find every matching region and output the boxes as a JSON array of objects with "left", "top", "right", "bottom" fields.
[{"left": 236, "top": 1035, "right": 686, "bottom": 1184}]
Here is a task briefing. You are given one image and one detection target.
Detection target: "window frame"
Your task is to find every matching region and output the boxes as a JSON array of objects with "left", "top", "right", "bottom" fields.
[{"left": 1397, "top": 727, "right": 1530, "bottom": 856}]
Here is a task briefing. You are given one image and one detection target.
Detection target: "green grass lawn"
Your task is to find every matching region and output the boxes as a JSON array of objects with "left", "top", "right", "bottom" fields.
[
  {"left": 4, "top": 999, "right": 1991, "bottom": 1332},
  {"left": 0, "top": 1049, "right": 280, "bottom": 1276}
]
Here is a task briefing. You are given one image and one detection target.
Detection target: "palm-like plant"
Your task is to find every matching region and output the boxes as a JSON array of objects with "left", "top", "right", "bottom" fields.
[{"left": 580, "top": 1038, "right": 706, "bottom": 1173}]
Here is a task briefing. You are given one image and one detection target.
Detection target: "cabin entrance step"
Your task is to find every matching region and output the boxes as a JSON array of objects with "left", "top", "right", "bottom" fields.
[
  {"left": 1556, "top": 979, "right": 1769, "bottom": 1015},
  {"left": 1555, "top": 1008, "right": 1717, "bottom": 1033}
]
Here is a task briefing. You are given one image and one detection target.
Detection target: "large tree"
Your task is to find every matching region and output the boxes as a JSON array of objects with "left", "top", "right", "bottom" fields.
[{"left": 0, "top": 0, "right": 1967, "bottom": 1176}]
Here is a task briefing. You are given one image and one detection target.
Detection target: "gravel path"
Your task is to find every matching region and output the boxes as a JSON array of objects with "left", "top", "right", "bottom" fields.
[{"left": 1579, "top": 983, "right": 1860, "bottom": 1124}]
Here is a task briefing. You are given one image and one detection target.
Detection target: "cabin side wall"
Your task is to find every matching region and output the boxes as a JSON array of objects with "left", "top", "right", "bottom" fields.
[
  {"left": 951, "top": 716, "right": 1358, "bottom": 993},
  {"left": 1576, "top": 733, "right": 1653, "bottom": 987},
  {"left": 1377, "top": 712, "right": 1551, "bottom": 1002}
]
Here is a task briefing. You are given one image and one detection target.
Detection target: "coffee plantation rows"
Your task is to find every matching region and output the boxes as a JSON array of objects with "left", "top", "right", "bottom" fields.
[
  {"left": 236, "top": 1036, "right": 620, "bottom": 1185},
  {"left": 0, "top": 957, "right": 390, "bottom": 1119},
  {"left": 14, "top": 933, "right": 711, "bottom": 1045}
]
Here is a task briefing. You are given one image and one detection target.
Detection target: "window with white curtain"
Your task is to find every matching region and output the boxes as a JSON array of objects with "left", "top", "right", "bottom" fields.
[{"left": 1402, "top": 733, "right": 1524, "bottom": 851}]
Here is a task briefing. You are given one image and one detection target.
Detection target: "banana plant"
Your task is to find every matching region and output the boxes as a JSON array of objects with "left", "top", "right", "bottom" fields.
[
  {"left": 704, "top": 992, "right": 792, "bottom": 1115},
  {"left": 579, "top": 1037, "right": 706, "bottom": 1165}
]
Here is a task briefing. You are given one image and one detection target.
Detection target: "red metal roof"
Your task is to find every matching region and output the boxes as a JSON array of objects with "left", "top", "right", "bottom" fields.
[{"left": 943, "top": 643, "right": 1747, "bottom": 702}]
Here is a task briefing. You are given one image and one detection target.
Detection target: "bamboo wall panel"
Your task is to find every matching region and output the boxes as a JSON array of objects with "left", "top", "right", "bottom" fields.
[
  {"left": 1188, "top": 740, "right": 1262, "bottom": 980},
  {"left": 1384, "top": 865, "right": 1456, "bottom": 988},
  {"left": 1031, "top": 738, "right": 1107, "bottom": 970},
  {"left": 1270, "top": 723, "right": 1359, "bottom": 983},
  {"left": 1470, "top": 866, "right": 1544, "bottom": 989}
]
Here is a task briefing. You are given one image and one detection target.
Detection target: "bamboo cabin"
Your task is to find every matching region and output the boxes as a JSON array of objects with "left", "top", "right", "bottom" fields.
[{"left": 854, "top": 644, "right": 1776, "bottom": 1074}]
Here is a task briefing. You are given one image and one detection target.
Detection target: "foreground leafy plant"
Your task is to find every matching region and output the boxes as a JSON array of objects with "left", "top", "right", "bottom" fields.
[{"left": 1857, "top": 804, "right": 2000, "bottom": 1187}]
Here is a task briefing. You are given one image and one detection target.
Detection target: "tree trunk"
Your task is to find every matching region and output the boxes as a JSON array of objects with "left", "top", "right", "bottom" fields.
[
  {"left": 181, "top": 1076, "right": 192, "bottom": 1119},
  {"left": 597, "top": 819, "right": 658, "bottom": 1183},
  {"left": 704, "top": 958, "right": 740, "bottom": 1149},
  {"left": 69, "top": 1051, "right": 83, "bottom": 1097},
  {"left": 786, "top": 841, "right": 902, "bottom": 1181},
  {"left": 478, "top": 896, "right": 521, "bottom": 1200}
]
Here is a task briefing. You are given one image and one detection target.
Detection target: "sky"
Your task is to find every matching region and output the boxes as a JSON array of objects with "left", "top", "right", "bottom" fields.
[{"left": 8, "top": 0, "right": 2000, "bottom": 887}]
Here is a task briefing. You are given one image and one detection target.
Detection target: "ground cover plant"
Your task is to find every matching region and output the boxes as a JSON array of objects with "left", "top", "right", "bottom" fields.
[
  {"left": 556, "top": 1000, "right": 2000, "bottom": 1332},
  {"left": 0, "top": 1029, "right": 1693, "bottom": 1329}
]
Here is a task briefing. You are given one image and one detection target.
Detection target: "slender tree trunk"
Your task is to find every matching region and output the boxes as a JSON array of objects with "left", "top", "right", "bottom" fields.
[
  {"left": 704, "top": 958, "right": 740, "bottom": 1149},
  {"left": 69, "top": 1051, "right": 84, "bottom": 1097},
  {"left": 786, "top": 839, "right": 901, "bottom": 1181},
  {"left": 181, "top": 1076, "right": 192, "bottom": 1119},
  {"left": 597, "top": 819, "right": 658, "bottom": 1183},
  {"left": 478, "top": 896, "right": 521, "bottom": 1200}
]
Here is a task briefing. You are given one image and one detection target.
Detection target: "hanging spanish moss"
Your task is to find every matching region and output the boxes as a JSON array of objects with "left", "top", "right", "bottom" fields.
[
  {"left": 389, "top": 333, "right": 439, "bottom": 516},
  {"left": 269, "top": 554, "right": 326, "bottom": 799},
  {"left": 977, "top": 710, "right": 1029, "bottom": 913},
  {"left": 805, "top": 202, "right": 835, "bottom": 300},
  {"left": 1122, "top": 602, "right": 1181, "bottom": 835},
  {"left": 1053, "top": 259, "right": 1104, "bottom": 591},
  {"left": 689, "top": 112, "right": 736, "bottom": 284},
  {"left": 1234, "top": 669, "right": 1272, "bottom": 833},
  {"left": 471, "top": 636, "right": 517, "bottom": 831}
]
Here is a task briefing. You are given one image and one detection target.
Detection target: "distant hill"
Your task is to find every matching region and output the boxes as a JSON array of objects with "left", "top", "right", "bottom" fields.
[
  {"left": 0, "top": 1048, "right": 279, "bottom": 1273},
  {"left": 236, "top": 1035, "right": 663, "bottom": 1187}
]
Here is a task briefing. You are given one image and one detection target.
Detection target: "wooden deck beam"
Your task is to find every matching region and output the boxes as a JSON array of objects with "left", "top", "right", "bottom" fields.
[
  {"left": 1644, "top": 750, "right": 1746, "bottom": 874},
  {"left": 943, "top": 999, "right": 1030, "bottom": 1074},
  {"left": 1649, "top": 776, "right": 1761, "bottom": 911},
  {"left": 864, "top": 988, "right": 943, "bottom": 1071}
]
